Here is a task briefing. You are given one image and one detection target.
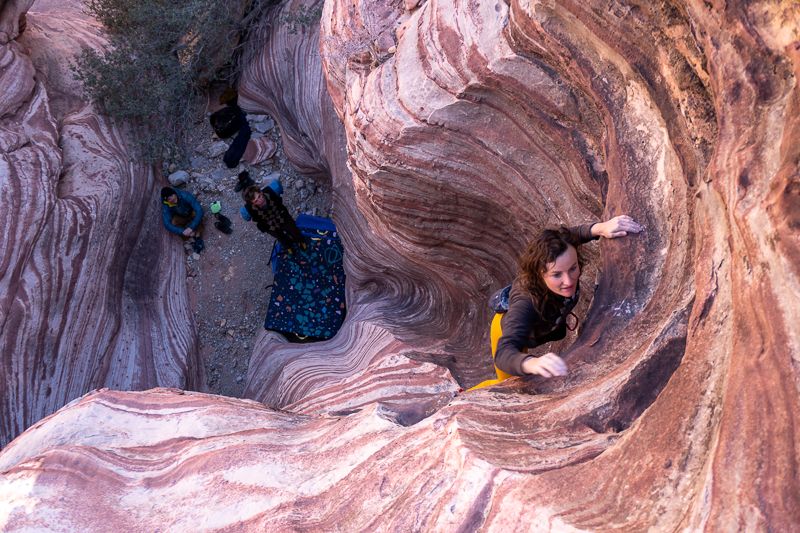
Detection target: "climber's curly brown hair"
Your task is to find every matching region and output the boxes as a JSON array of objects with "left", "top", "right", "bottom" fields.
[{"left": 517, "top": 227, "right": 584, "bottom": 314}]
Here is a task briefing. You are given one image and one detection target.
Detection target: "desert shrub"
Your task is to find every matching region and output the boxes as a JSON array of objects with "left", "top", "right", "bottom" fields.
[
  {"left": 279, "top": 3, "right": 322, "bottom": 35},
  {"left": 73, "top": 0, "right": 267, "bottom": 162}
]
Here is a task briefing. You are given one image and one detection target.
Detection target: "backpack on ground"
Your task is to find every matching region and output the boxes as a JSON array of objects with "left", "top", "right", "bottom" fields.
[
  {"left": 214, "top": 213, "right": 233, "bottom": 234},
  {"left": 210, "top": 105, "right": 245, "bottom": 139}
]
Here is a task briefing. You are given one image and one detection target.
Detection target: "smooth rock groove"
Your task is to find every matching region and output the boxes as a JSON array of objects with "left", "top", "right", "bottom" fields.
[{"left": 1, "top": 1, "right": 798, "bottom": 531}]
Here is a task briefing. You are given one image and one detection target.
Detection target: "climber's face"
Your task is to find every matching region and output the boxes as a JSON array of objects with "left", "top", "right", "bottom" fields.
[
  {"left": 252, "top": 192, "right": 266, "bottom": 208},
  {"left": 542, "top": 245, "right": 580, "bottom": 298}
]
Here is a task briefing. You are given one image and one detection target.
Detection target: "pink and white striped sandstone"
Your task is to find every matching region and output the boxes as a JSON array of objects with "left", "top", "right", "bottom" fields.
[{"left": 1, "top": 0, "right": 798, "bottom": 530}]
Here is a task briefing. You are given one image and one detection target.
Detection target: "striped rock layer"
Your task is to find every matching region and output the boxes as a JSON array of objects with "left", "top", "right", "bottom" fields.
[
  {"left": 2, "top": 1, "right": 799, "bottom": 532},
  {"left": 0, "top": 0, "right": 201, "bottom": 447}
]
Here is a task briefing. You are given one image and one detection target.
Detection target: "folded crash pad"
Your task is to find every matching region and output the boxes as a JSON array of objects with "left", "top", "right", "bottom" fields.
[{"left": 264, "top": 214, "right": 346, "bottom": 342}]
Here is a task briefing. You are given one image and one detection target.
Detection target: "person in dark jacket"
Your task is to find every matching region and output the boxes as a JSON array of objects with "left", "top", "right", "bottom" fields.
[
  {"left": 161, "top": 187, "right": 205, "bottom": 253},
  {"left": 209, "top": 89, "right": 252, "bottom": 169},
  {"left": 242, "top": 184, "right": 305, "bottom": 250},
  {"left": 469, "top": 215, "right": 642, "bottom": 390}
]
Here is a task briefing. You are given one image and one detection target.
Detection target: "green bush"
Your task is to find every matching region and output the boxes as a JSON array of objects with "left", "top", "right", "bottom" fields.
[
  {"left": 73, "top": 0, "right": 260, "bottom": 162},
  {"left": 279, "top": 4, "right": 322, "bottom": 35}
]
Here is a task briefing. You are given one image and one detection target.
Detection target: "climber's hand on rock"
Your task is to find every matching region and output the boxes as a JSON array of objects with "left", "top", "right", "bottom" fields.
[
  {"left": 522, "top": 353, "right": 568, "bottom": 378},
  {"left": 183, "top": 228, "right": 195, "bottom": 237},
  {"left": 592, "top": 215, "right": 642, "bottom": 239}
]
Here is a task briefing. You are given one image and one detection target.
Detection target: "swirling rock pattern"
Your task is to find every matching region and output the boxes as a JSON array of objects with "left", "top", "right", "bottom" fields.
[
  {"left": 238, "top": 0, "right": 463, "bottom": 413},
  {"left": 0, "top": 1, "right": 201, "bottom": 447},
  {"left": 2, "top": 0, "right": 799, "bottom": 531}
]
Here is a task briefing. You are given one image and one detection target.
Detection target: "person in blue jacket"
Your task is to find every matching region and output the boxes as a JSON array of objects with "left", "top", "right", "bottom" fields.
[{"left": 161, "top": 187, "right": 205, "bottom": 253}]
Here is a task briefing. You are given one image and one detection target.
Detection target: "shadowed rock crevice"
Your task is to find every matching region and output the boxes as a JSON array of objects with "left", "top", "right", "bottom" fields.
[
  {"left": 581, "top": 334, "right": 689, "bottom": 435},
  {"left": 575, "top": 303, "right": 692, "bottom": 434}
]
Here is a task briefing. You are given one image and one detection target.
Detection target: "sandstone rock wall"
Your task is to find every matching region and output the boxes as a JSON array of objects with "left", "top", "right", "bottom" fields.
[
  {"left": 1, "top": 0, "right": 798, "bottom": 531},
  {"left": 0, "top": 0, "right": 201, "bottom": 447}
]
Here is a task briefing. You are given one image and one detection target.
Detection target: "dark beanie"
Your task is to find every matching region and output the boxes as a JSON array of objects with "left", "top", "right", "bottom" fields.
[{"left": 161, "top": 187, "right": 176, "bottom": 200}]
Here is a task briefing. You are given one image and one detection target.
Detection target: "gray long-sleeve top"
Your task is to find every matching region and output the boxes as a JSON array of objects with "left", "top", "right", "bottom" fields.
[{"left": 494, "top": 223, "right": 598, "bottom": 376}]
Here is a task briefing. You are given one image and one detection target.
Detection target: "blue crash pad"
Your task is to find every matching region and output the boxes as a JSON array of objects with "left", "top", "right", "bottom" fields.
[{"left": 264, "top": 214, "right": 346, "bottom": 341}]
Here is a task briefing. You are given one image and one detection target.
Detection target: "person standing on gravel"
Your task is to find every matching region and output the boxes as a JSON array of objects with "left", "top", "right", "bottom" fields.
[
  {"left": 242, "top": 184, "right": 305, "bottom": 251},
  {"left": 161, "top": 186, "right": 205, "bottom": 253},
  {"left": 209, "top": 88, "right": 251, "bottom": 169}
]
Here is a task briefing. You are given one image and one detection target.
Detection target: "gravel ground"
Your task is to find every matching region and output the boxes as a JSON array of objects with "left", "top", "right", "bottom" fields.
[{"left": 169, "top": 109, "right": 333, "bottom": 398}]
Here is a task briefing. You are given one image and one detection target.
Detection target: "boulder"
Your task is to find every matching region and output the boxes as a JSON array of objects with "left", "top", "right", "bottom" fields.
[
  {"left": 253, "top": 118, "right": 275, "bottom": 133},
  {"left": 207, "top": 140, "right": 229, "bottom": 158},
  {"left": 167, "top": 170, "right": 189, "bottom": 186}
]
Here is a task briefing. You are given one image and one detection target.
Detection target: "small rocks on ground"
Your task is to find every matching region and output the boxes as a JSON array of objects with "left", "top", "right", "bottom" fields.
[
  {"left": 262, "top": 171, "right": 281, "bottom": 184},
  {"left": 253, "top": 119, "right": 275, "bottom": 134},
  {"left": 190, "top": 155, "right": 209, "bottom": 169},
  {"left": 211, "top": 168, "right": 229, "bottom": 181},
  {"left": 208, "top": 141, "right": 229, "bottom": 158}
]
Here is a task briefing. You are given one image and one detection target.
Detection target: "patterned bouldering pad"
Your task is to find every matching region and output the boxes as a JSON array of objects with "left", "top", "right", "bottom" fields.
[{"left": 264, "top": 214, "right": 346, "bottom": 341}]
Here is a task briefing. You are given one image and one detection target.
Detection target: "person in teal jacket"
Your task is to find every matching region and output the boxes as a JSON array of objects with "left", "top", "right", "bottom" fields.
[{"left": 161, "top": 187, "right": 205, "bottom": 253}]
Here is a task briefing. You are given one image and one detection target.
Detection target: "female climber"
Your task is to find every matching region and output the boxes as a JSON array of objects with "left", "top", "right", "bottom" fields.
[{"left": 469, "top": 215, "right": 642, "bottom": 390}]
